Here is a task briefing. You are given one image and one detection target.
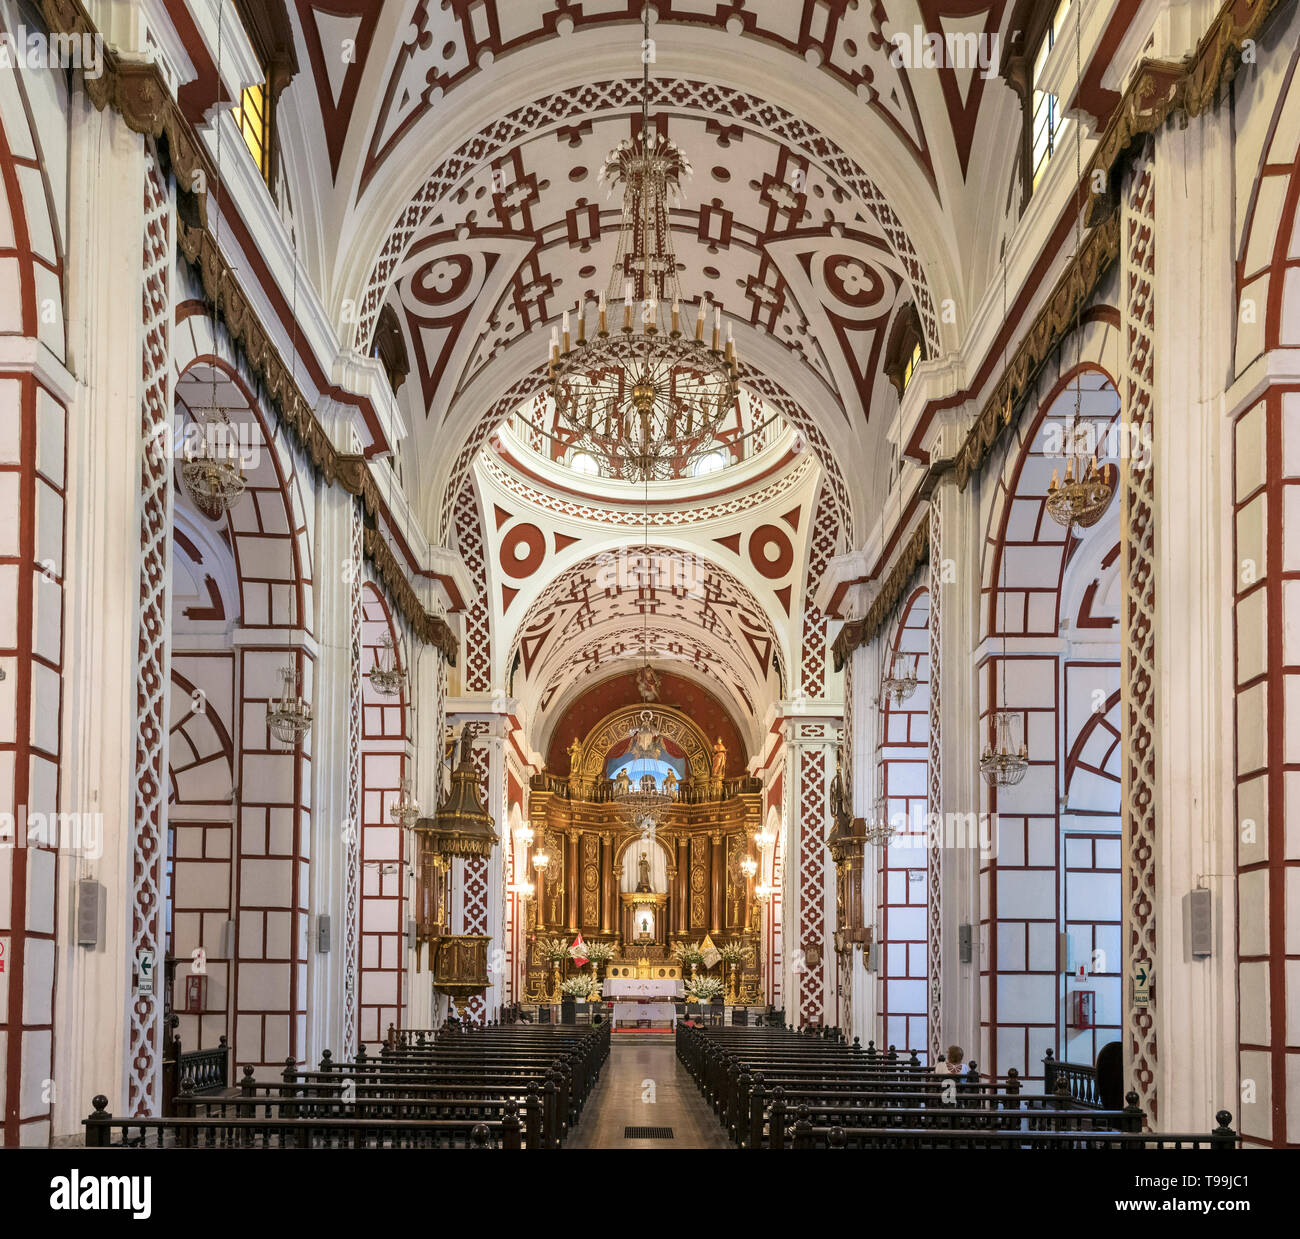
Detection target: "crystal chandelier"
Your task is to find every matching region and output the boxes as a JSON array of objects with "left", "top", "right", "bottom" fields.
[
  {"left": 1044, "top": 7, "right": 1113, "bottom": 535},
  {"left": 389, "top": 775, "right": 421, "bottom": 829},
  {"left": 754, "top": 883, "right": 773, "bottom": 904},
  {"left": 1046, "top": 422, "right": 1114, "bottom": 529},
  {"left": 754, "top": 826, "right": 776, "bottom": 852},
  {"left": 866, "top": 772, "right": 896, "bottom": 846},
  {"left": 980, "top": 710, "right": 1029, "bottom": 787},
  {"left": 613, "top": 708, "right": 676, "bottom": 830},
  {"left": 546, "top": 8, "right": 740, "bottom": 482},
  {"left": 267, "top": 665, "right": 312, "bottom": 745},
  {"left": 881, "top": 651, "right": 918, "bottom": 707},
  {"left": 181, "top": 406, "right": 247, "bottom": 520},
  {"left": 368, "top": 632, "right": 406, "bottom": 697},
  {"left": 740, "top": 856, "right": 757, "bottom": 879}
]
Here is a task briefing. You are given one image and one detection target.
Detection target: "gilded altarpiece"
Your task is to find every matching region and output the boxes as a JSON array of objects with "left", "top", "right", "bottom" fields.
[{"left": 519, "top": 706, "right": 763, "bottom": 1001}]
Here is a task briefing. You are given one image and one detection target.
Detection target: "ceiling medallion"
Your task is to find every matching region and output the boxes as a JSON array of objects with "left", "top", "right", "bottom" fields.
[
  {"left": 979, "top": 710, "right": 1029, "bottom": 788},
  {"left": 546, "top": 9, "right": 741, "bottom": 482},
  {"left": 613, "top": 708, "right": 677, "bottom": 831}
]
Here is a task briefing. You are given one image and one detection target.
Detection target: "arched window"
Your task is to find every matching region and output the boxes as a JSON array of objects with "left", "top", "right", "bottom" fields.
[{"left": 691, "top": 450, "right": 726, "bottom": 477}]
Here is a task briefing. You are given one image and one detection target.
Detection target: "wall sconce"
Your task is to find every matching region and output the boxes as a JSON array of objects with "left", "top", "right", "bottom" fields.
[{"left": 740, "top": 856, "right": 757, "bottom": 879}]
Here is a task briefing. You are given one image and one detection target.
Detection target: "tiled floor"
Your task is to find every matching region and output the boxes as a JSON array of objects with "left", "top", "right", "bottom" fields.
[{"left": 567, "top": 1036, "right": 733, "bottom": 1149}]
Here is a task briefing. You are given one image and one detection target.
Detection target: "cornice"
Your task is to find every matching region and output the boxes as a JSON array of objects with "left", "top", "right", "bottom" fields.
[{"left": 39, "top": 0, "right": 459, "bottom": 660}]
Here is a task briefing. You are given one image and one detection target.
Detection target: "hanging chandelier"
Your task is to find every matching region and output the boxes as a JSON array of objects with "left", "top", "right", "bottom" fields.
[
  {"left": 1043, "top": 7, "right": 1114, "bottom": 535},
  {"left": 389, "top": 775, "right": 421, "bottom": 829},
  {"left": 881, "top": 651, "right": 919, "bottom": 707},
  {"left": 181, "top": 402, "right": 247, "bottom": 520},
  {"left": 267, "top": 665, "right": 312, "bottom": 746},
  {"left": 546, "top": 9, "right": 740, "bottom": 482},
  {"left": 368, "top": 632, "right": 406, "bottom": 697},
  {"left": 1046, "top": 422, "right": 1114, "bottom": 529},
  {"left": 980, "top": 710, "right": 1029, "bottom": 787},
  {"left": 613, "top": 708, "right": 677, "bottom": 830}
]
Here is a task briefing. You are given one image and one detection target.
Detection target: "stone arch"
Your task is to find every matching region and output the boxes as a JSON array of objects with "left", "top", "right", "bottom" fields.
[{"left": 976, "top": 354, "right": 1126, "bottom": 1082}]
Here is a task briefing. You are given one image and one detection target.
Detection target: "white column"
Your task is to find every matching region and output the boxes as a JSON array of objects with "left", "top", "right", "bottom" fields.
[
  {"left": 51, "top": 94, "right": 147, "bottom": 1138},
  {"left": 848, "top": 634, "right": 881, "bottom": 1050},
  {"left": 1148, "top": 104, "right": 1239, "bottom": 1131},
  {"left": 303, "top": 417, "right": 358, "bottom": 1064},
  {"left": 404, "top": 640, "right": 445, "bottom": 1031},
  {"left": 927, "top": 415, "right": 983, "bottom": 1065}
]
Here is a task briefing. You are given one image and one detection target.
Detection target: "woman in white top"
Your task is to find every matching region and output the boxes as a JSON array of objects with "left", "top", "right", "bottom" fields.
[{"left": 935, "top": 1044, "right": 964, "bottom": 1075}]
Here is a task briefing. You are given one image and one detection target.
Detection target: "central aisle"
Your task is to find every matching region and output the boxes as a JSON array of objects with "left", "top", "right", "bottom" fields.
[{"left": 567, "top": 1034, "right": 733, "bottom": 1149}]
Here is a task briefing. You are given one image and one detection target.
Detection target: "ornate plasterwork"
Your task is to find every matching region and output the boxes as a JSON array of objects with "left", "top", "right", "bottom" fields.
[
  {"left": 34, "top": 0, "right": 459, "bottom": 661},
  {"left": 831, "top": 521, "right": 931, "bottom": 670},
  {"left": 1121, "top": 147, "right": 1158, "bottom": 1122},
  {"left": 356, "top": 74, "right": 941, "bottom": 354},
  {"left": 952, "top": 0, "right": 1282, "bottom": 494},
  {"left": 128, "top": 152, "right": 173, "bottom": 1117}
]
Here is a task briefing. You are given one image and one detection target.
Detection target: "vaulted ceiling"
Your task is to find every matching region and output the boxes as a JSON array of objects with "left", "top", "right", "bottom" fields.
[{"left": 276, "top": 1, "right": 1026, "bottom": 539}]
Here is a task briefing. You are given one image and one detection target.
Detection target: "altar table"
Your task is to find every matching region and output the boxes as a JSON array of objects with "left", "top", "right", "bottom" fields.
[
  {"left": 602, "top": 977, "right": 684, "bottom": 999},
  {"left": 612, "top": 1001, "right": 679, "bottom": 1026}
]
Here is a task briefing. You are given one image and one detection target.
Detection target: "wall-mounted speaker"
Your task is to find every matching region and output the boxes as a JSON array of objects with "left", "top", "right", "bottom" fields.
[
  {"left": 317, "top": 914, "right": 331, "bottom": 954},
  {"left": 77, "top": 879, "right": 103, "bottom": 947},
  {"left": 1184, "top": 888, "right": 1213, "bottom": 959},
  {"left": 958, "top": 923, "right": 972, "bottom": 963}
]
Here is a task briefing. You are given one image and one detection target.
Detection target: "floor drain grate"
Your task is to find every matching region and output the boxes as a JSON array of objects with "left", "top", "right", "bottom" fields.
[{"left": 624, "top": 1126, "right": 673, "bottom": 1139}]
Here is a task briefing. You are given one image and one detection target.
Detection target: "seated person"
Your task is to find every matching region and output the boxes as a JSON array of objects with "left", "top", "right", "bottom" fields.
[{"left": 934, "top": 1044, "right": 964, "bottom": 1075}]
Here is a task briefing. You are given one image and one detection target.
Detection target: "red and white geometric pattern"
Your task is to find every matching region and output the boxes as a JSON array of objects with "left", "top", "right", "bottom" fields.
[
  {"left": 481, "top": 447, "right": 816, "bottom": 529},
  {"left": 926, "top": 494, "right": 943, "bottom": 1066},
  {"left": 128, "top": 153, "right": 173, "bottom": 1116},
  {"left": 464, "top": 730, "right": 492, "bottom": 1023},
  {"left": 342, "top": 504, "right": 363, "bottom": 1060},
  {"left": 796, "top": 742, "right": 827, "bottom": 1024},
  {"left": 358, "top": 75, "right": 939, "bottom": 356},
  {"left": 799, "top": 486, "right": 840, "bottom": 698},
  {"left": 1121, "top": 148, "right": 1158, "bottom": 1121},
  {"left": 454, "top": 481, "right": 492, "bottom": 694}
]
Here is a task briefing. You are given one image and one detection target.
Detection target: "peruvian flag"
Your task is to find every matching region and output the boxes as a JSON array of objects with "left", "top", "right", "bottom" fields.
[{"left": 570, "top": 933, "right": 588, "bottom": 968}]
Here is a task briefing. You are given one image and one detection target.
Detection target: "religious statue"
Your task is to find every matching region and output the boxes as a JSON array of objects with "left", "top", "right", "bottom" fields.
[
  {"left": 568, "top": 736, "right": 583, "bottom": 774},
  {"left": 635, "top": 664, "right": 661, "bottom": 702},
  {"left": 711, "top": 736, "right": 727, "bottom": 780},
  {"left": 615, "top": 769, "right": 632, "bottom": 796},
  {"left": 662, "top": 769, "right": 678, "bottom": 799},
  {"left": 636, "top": 850, "right": 653, "bottom": 893},
  {"left": 830, "top": 751, "right": 847, "bottom": 824}
]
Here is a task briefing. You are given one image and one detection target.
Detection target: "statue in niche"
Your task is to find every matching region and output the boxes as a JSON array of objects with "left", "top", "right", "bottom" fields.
[
  {"left": 830, "top": 751, "right": 847, "bottom": 824},
  {"left": 636, "top": 850, "right": 653, "bottom": 893},
  {"left": 635, "top": 665, "right": 661, "bottom": 702}
]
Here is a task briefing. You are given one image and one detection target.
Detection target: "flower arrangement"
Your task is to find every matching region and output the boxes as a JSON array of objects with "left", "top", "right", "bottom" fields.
[
  {"left": 582, "top": 941, "right": 617, "bottom": 964},
  {"left": 537, "top": 936, "right": 572, "bottom": 964},
  {"left": 718, "top": 942, "right": 753, "bottom": 967},
  {"left": 561, "top": 976, "right": 598, "bottom": 999},
  {"left": 685, "top": 976, "right": 724, "bottom": 1002},
  {"left": 672, "top": 940, "right": 704, "bottom": 967}
]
